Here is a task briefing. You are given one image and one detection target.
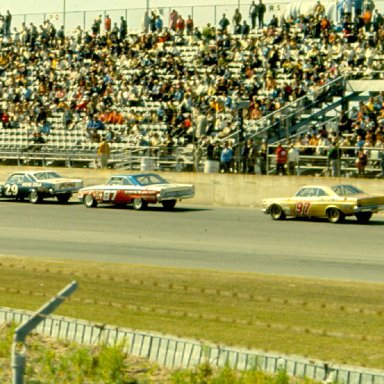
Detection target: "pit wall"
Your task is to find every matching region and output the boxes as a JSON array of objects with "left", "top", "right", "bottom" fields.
[{"left": 1, "top": 167, "right": 383, "bottom": 207}]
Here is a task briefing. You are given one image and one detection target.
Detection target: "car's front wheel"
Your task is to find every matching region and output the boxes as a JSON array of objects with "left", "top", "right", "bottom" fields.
[
  {"left": 132, "top": 198, "right": 148, "bottom": 210},
  {"left": 29, "top": 190, "right": 42, "bottom": 204},
  {"left": 57, "top": 193, "right": 72, "bottom": 203},
  {"left": 270, "top": 204, "right": 286, "bottom": 220},
  {"left": 355, "top": 212, "right": 372, "bottom": 223},
  {"left": 327, "top": 208, "right": 344, "bottom": 223},
  {"left": 84, "top": 194, "right": 98, "bottom": 208},
  {"left": 162, "top": 199, "right": 177, "bottom": 210}
]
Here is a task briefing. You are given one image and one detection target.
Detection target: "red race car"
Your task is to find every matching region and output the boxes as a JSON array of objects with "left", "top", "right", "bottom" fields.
[{"left": 78, "top": 173, "right": 195, "bottom": 210}]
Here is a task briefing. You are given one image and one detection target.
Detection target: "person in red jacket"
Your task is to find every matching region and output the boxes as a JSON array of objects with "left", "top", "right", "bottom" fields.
[
  {"left": 104, "top": 15, "right": 111, "bottom": 33},
  {"left": 275, "top": 143, "right": 287, "bottom": 175},
  {"left": 176, "top": 15, "right": 185, "bottom": 36}
]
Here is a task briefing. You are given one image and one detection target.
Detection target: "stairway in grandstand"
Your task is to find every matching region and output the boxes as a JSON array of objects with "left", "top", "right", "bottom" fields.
[
  {"left": 241, "top": 76, "right": 347, "bottom": 143},
  {"left": 242, "top": 76, "right": 384, "bottom": 145}
]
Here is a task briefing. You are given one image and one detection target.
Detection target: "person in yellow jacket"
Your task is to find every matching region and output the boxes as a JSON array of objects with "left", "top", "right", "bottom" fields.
[{"left": 97, "top": 138, "right": 110, "bottom": 169}]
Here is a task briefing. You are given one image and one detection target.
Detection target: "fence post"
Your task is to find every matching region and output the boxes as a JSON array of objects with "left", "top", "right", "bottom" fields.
[{"left": 11, "top": 281, "right": 78, "bottom": 384}]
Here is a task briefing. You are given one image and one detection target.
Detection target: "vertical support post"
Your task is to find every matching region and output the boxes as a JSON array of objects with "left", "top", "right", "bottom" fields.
[
  {"left": 12, "top": 281, "right": 78, "bottom": 384},
  {"left": 63, "top": 0, "right": 66, "bottom": 33}
]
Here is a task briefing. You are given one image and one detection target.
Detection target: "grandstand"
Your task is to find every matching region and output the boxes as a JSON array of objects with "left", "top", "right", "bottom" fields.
[{"left": 0, "top": 3, "right": 383, "bottom": 177}]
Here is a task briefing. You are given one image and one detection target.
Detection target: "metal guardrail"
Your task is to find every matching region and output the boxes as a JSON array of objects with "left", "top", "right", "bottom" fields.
[
  {"left": 0, "top": 144, "right": 194, "bottom": 172},
  {"left": 267, "top": 145, "right": 383, "bottom": 177},
  {"left": 1, "top": 307, "right": 384, "bottom": 384}
]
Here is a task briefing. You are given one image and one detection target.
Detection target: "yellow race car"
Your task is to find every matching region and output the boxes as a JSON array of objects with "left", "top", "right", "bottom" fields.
[{"left": 262, "top": 184, "right": 384, "bottom": 223}]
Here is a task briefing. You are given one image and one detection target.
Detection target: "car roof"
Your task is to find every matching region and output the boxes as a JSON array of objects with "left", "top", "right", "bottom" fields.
[
  {"left": 110, "top": 173, "right": 160, "bottom": 179},
  {"left": 299, "top": 185, "right": 334, "bottom": 190},
  {"left": 10, "top": 171, "right": 59, "bottom": 176}
]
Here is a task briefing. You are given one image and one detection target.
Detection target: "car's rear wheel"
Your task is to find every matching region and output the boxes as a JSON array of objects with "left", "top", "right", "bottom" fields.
[
  {"left": 355, "top": 212, "right": 372, "bottom": 223},
  {"left": 132, "top": 198, "right": 148, "bottom": 210},
  {"left": 270, "top": 204, "right": 286, "bottom": 220},
  {"left": 84, "top": 194, "right": 98, "bottom": 208},
  {"left": 29, "top": 190, "right": 42, "bottom": 204},
  {"left": 162, "top": 199, "right": 177, "bottom": 210},
  {"left": 327, "top": 208, "right": 344, "bottom": 223},
  {"left": 57, "top": 193, "right": 72, "bottom": 203}
]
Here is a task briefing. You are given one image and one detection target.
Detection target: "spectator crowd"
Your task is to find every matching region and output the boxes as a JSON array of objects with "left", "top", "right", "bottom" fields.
[{"left": 0, "top": 2, "right": 383, "bottom": 176}]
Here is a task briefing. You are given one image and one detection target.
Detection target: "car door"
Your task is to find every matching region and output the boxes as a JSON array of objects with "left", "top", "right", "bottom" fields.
[
  {"left": 292, "top": 187, "right": 322, "bottom": 218},
  {"left": 102, "top": 177, "right": 130, "bottom": 204}
]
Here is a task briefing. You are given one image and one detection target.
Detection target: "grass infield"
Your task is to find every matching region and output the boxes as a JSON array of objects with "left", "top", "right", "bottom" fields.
[{"left": 0, "top": 255, "right": 383, "bottom": 370}]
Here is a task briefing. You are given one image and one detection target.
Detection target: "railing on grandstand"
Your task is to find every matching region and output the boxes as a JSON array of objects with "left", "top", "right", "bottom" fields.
[
  {"left": 239, "top": 75, "right": 346, "bottom": 142},
  {"left": 0, "top": 143, "right": 194, "bottom": 172},
  {"left": 266, "top": 144, "right": 383, "bottom": 177}
]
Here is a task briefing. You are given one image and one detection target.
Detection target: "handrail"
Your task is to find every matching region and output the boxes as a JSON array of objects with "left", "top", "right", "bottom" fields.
[
  {"left": 221, "top": 75, "right": 345, "bottom": 144},
  {"left": 247, "top": 75, "right": 346, "bottom": 139}
]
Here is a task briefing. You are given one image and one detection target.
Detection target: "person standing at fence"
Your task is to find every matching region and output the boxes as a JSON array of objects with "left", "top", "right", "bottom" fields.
[
  {"left": 169, "top": 9, "right": 178, "bottom": 32},
  {"left": 218, "top": 14, "right": 230, "bottom": 33},
  {"left": 120, "top": 16, "right": 127, "bottom": 41},
  {"left": 104, "top": 15, "right": 112, "bottom": 34},
  {"left": 275, "top": 142, "right": 287, "bottom": 175},
  {"left": 287, "top": 144, "right": 300, "bottom": 175},
  {"left": 4, "top": 10, "right": 12, "bottom": 36},
  {"left": 249, "top": 1, "right": 258, "bottom": 29},
  {"left": 327, "top": 140, "right": 341, "bottom": 177},
  {"left": 185, "top": 15, "right": 194, "bottom": 36},
  {"left": 247, "top": 138, "right": 258, "bottom": 174},
  {"left": 240, "top": 140, "right": 250, "bottom": 173},
  {"left": 232, "top": 8, "right": 242, "bottom": 34},
  {"left": 355, "top": 148, "right": 368, "bottom": 176},
  {"left": 259, "top": 139, "right": 268, "bottom": 175},
  {"left": 256, "top": 0, "right": 266, "bottom": 29},
  {"left": 97, "top": 137, "right": 110, "bottom": 169},
  {"left": 220, "top": 141, "right": 233, "bottom": 173}
]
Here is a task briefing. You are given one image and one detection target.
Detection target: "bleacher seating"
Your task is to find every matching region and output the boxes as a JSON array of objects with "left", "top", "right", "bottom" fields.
[{"left": 0, "top": 9, "right": 383, "bottom": 174}]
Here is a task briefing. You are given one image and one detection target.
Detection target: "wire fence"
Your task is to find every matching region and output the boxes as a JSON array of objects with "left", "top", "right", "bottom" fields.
[{"left": 1, "top": 306, "right": 384, "bottom": 384}]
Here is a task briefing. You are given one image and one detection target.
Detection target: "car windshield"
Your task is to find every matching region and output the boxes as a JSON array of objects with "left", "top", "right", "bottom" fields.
[
  {"left": 33, "top": 172, "right": 62, "bottom": 180},
  {"left": 133, "top": 174, "right": 168, "bottom": 186},
  {"left": 332, "top": 185, "right": 365, "bottom": 196}
]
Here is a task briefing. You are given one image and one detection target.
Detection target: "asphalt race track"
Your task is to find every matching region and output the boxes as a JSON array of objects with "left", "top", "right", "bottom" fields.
[{"left": 0, "top": 199, "right": 384, "bottom": 283}]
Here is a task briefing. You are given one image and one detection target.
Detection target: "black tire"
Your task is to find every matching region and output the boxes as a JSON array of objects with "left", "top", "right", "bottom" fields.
[
  {"left": 162, "top": 199, "right": 177, "bottom": 210},
  {"left": 327, "top": 208, "right": 344, "bottom": 223},
  {"left": 84, "top": 194, "right": 98, "bottom": 208},
  {"left": 355, "top": 212, "right": 373, "bottom": 223},
  {"left": 57, "top": 193, "right": 72, "bottom": 203},
  {"left": 270, "top": 205, "right": 286, "bottom": 220},
  {"left": 29, "top": 190, "right": 42, "bottom": 204},
  {"left": 132, "top": 198, "right": 148, "bottom": 210}
]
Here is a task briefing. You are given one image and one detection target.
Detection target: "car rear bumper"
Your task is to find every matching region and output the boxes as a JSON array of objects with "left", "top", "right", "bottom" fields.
[{"left": 354, "top": 204, "right": 384, "bottom": 213}]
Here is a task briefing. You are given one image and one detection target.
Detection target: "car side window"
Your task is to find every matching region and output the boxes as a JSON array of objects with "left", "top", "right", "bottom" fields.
[
  {"left": 7, "top": 175, "right": 22, "bottom": 184},
  {"left": 297, "top": 188, "right": 315, "bottom": 197},
  {"left": 296, "top": 189, "right": 306, "bottom": 197},
  {"left": 109, "top": 178, "right": 123, "bottom": 186},
  {"left": 317, "top": 188, "right": 328, "bottom": 197},
  {"left": 333, "top": 186, "right": 343, "bottom": 195},
  {"left": 123, "top": 178, "right": 133, "bottom": 185}
]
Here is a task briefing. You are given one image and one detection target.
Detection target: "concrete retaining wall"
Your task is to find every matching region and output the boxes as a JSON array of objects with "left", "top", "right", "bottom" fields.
[{"left": 0, "top": 166, "right": 383, "bottom": 207}]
